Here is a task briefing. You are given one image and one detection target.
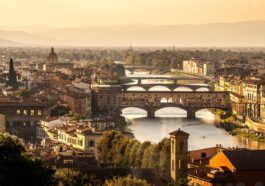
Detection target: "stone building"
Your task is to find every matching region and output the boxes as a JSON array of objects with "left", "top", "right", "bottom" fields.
[
  {"left": 170, "top": 129, "right": 189, "bottom": 182},
  {"left": 0, "top": 97, "right": 53, "bottom": 140},
  {"left": 63, "top": 83, "right": 91, "bottom": 117},
  {"left": 47, "top": 47, "right": 58, "bottom": 64},
  {"left": 91, "top": 84, "right": 121, "bottom": 115},
  {"left": 169, "top": 130, "right": 265, "bottom": 185}
]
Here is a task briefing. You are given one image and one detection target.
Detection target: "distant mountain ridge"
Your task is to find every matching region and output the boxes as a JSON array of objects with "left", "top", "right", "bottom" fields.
[{"left": 0, "top": 20, "right": 265, "bottom": 47}]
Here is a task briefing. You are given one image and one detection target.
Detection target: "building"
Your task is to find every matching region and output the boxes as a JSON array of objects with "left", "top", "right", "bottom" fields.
[
  {"left": 47, "top": 47, "right": 58, "bottom": 64},
  {"left": 63, "top": 83, "right": 91, "bottom": 117},
  {"left": 0, "top": 97, "right": 53, "bottom": 140},
  {"left": 91, "top": 84, "right": 121, "bottom": 115},
  {"left": 169, "top": 130, "right": 265, "bottom": 185},
  {"left": 183, "top": 59, "right": 214, "bottom": 76},
  {"left": 170, "top": 129, "right": 189, "bottom": 182}
]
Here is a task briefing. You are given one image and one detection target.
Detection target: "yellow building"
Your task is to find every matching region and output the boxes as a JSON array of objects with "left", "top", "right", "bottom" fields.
[
  {"left": 229, "top": 92, "right": 245, "bottom": 116},
  {"left": 243, "top": 79, "right": 260, "bottom": 118},
  {"left": 57, "top": 126, "right": 101, "bottom": 154}
]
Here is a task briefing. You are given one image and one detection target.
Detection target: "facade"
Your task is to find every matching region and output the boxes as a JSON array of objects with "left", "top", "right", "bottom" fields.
[
  {"left": 183, "top": 59, "right": 214, "bottom": 76},
  {"left": 57, "top": 125, "right": 101, "bottom": 154},
  {"left": 170, "top": 129, "right": 189, "bottom": 182},
  {"left": 215, "top": 75, "right": 265, "bottom": 123},
  {"left": 169, "top": 130, "right": 265, "bottom": 186},
  {"left": 36, "top": 118, "right": 124, "bottom": 155},
  {"left": 63, "top": 84, "right": 91, "bottom": 117},
  {"left": 0, "top": 97, "right": 52, "bottom": 139},
  {"left": 92, "top": 84, "right": 121, "bottom": 115}
]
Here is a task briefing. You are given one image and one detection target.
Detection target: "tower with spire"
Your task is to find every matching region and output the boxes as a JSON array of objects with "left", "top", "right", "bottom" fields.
[{"left": 6, "top": 58, "right": 18, "bottom": 89}]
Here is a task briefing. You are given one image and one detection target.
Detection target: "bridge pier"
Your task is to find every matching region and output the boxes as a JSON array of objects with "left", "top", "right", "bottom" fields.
[
  {"left": 187, "top": 109, "right": 196, "bottom": 119},
  {"left": 137, "top": 78, "right": 142, "bottom": 85},
  {"left": 147, "top": 108, "right": 155, "bottom": 119}
]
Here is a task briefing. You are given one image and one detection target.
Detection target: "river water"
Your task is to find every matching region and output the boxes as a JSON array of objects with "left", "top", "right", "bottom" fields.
[{"left": 122, "top": 70, "right": 265, "bottom": 150}]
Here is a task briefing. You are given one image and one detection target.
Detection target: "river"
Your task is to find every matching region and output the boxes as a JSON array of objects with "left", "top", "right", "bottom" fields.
[{"left": 122, "top": 70, "right": 265, "bottom": 150}]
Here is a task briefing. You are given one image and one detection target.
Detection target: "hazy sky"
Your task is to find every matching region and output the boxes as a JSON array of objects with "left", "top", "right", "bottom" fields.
[{"left": 1, "top": 0, "right": 265, "bottom": 27}]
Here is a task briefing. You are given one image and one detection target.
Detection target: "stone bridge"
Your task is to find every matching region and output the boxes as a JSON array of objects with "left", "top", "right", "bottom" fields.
[
  {"left": 120, "top": 91, "right": 231, "bottom": 118},
  {"left": 121, "top": 83, "right": 213, "bottom": 92},
  {"left": 123, "top": 75, "right": 211, "bottom": 85},
  {"left": 125, "top": 65, "right": 161, "bottom": 74}
]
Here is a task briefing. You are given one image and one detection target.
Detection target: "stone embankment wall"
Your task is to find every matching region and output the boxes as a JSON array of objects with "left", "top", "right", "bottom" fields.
[{"left": 245, "top": 117, "right": 265, "bottom": 134}]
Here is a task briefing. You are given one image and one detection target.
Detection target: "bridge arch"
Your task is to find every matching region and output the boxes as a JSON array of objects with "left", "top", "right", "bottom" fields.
[
  {"left": 195, "top": 109, "right": 214, "bottom": 119},
  {"left": 126, "top": 86, "right": 146, "bottom": 91},
  {"left": 148, "top": 85, "right": 171, "bottom": 91},
  {"left": 155, "top": 107, "right": 187, "bottom": 118},
  {"left": 121, "top": 107, "right": 147, "bottom": 118},
  {"left": 195, "top": 87, "right": 210, "bottom": 92},
  {"left": 173, "top": 86, "right": 193, "bottom": 92}
]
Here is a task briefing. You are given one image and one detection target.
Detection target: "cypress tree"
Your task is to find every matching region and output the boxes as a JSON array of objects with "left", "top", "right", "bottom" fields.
[{"left": 7, "top": 58, "right": 18, "bottom": 89}]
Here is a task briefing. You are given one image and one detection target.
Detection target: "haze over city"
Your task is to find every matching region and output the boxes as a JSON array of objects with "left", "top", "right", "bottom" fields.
[{"left": 0, "top": 0, "right": 265, "bottom": 47}]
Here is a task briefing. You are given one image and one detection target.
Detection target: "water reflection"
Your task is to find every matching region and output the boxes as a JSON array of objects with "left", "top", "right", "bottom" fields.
[
  {"left": 123, "top": 69, "right": 265, "bottom": 150},
  {"left": 122, "top": 107, "right": 265, "bottom": 150}
]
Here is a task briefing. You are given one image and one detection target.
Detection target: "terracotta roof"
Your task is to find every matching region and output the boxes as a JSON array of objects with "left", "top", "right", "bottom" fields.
[
  {"left": 169, "top": 128, "right": 189, "bottom": 136},
  {"left": 223, "top": 150, "right": 265, "bottom": 170}
]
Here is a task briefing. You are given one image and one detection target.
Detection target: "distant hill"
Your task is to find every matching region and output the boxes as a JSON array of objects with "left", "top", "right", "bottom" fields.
[
  {"left": 0, "top": 20, "right": 265, "bottom": 47},
  {"left": 0, "top": 30, "right": 54, "bottom": 46},
  {"left": 0, "top": 39, "right": 24, "bottom": 46}
]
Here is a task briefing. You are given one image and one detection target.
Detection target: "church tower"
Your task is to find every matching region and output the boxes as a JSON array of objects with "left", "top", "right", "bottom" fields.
[
  {"left": 7, "top": 58, "right": 18, "bottom": 89},
  {"left": 170, "top": 129, "right": 189, "bottom": 183},
  {"left": 47, "top": 47, "right": 58, "bottom": 63}
]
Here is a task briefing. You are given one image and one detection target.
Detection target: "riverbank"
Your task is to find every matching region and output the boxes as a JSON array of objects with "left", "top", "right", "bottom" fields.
[{"left": 214, "top": 112, "right": 265, "bottom": 144}]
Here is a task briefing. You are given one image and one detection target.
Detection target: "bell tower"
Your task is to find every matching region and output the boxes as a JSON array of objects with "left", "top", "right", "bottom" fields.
[{"left": 170, "top": 128, "right": 189, "bottom": 183}]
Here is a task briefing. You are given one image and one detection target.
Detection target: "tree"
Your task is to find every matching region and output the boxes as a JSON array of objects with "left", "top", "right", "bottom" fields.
[
  {"left": 6, "top": 58, "right": 18, "bottom": 89},
  {"left": 97, "top": 131, "right": 121, "bottom": 163},
  {"left": 65, "top": 112, "right": 84, "bottom": 122},
  {"left": 51, "top": 105, "right": 69, "bottom": 117},
  {"left": 113, "top": 138, "right": 130, "bottom": 166},
  {"left": 53, "top": 168, "right": 85, "bottom": 186},
  {"left": 135, "top": 141, "right": 151, "bottom": 168},
  {"left": 129, "top": 141, "right": 141, "bottom": 166},
  {"left": 159, "top": 138, "right": 171, "bottom": 179},
  {"left": 0, "top": 135, "right": 54, "bottom": 186},
  {"left": 104, "top": 176, "right": 151, "bottom": 186},
  {"left": 141, "top": 144, "right": 155, "bottom": 168}
]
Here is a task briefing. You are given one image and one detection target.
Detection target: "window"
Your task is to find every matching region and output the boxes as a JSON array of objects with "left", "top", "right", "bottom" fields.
[
  {"left": 38, "top": 110, "right": 42, "bottom": 116},
  {"left": 179, "top": 141, "right": 184, "bottom": 152},
  {"left": 63, "top": 160, "right": 73, "bottom": 164},
  {"left": 30, "top": 110, "right": 35, "bottom": 116},
  {"left": 16, "top": 110, "right": 21, "bottom": 115},
  {"left": 201, "top": 152, "right": 207, "bottom": 159},
  {"left": 23, "top": 110, "right": 28, "bottom": 115},
  {"left": 171, "top": 159, "right": 174, "bottom": 171},
  {"left": 89, "top": 140, "right": 95, "bottom": 147}
]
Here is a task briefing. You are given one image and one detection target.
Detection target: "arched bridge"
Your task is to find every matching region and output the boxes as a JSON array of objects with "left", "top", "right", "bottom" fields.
[
  {"left": 121, "top": 83, "right": 213, "bottom": 92},
  {"left": 123, "top": 75, "right": 211, "bottom": 85},
  {"left": 120, "top": 91, "right": 231, "bottom": 119}
]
